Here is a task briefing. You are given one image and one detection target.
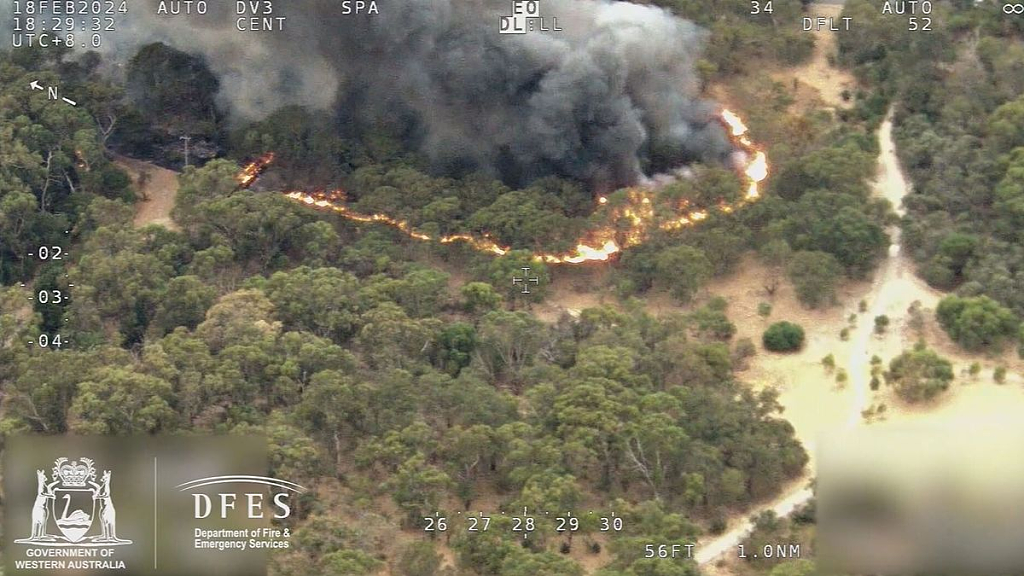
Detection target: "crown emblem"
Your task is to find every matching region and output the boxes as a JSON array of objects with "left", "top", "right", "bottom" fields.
[{"left": 53, "top": 457, "right": 96, "bottom": 488}]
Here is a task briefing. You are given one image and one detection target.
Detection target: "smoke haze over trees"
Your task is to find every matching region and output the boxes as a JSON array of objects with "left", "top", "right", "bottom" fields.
[
  {"left": 105, "top": 0, "right": 733, "bottom": 187},
  {"left": 1, "top": 0, "right": 949, "bottom": 571}
]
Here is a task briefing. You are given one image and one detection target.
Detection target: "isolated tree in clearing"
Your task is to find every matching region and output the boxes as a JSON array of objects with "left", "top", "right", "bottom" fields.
[
  {"left": 886, "top": 343, "right": 954, "bottom": 404},
  {"left": 763, "top": 322, "right": 805, "bottom": 352}
]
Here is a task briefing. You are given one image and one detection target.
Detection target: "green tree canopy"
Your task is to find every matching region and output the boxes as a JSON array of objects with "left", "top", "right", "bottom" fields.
[
  {"left": 654, "top": 245, "right": 712, "bottom": 303},
  {"left": 886, "top": 343, "right": 954, "bottom": 403},
  {"left": 788, "top": 251, "right": 843, "bottom": 308},
  {"left": 763, "top": 322, "right": 805, "bottom": 352},
  {"left": 936, "top": 295, "right": 1020, "bottom": 350}
]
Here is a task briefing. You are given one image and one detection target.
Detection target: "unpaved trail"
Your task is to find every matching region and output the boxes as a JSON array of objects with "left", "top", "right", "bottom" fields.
[
  {"left": 695, "top": 108, "right": 923, "bottom": 565},
  {"left": 114, "top": 155, "right": 181, "bottom": 231},
  {"left": 694, "top": 481, "right": 814, "bottom": 565},
  {"left": 697, "top": 107, "right": 1024, "bottom": 567},
  {"left": 772, "top": 2, "right": 856, "bottom": 111},
  {"left": 845, "top": 111, "right": 928, "bottom": 426}
]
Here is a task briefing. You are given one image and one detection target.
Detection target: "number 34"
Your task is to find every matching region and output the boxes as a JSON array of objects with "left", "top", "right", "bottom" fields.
[{"left": 751, "top": 1, "right": 773, "bottom": 14}]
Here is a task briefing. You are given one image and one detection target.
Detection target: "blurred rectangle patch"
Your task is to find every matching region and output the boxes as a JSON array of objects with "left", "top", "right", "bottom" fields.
[{"left": 818, "top": 424, "right": 1024, "bottom": 576}]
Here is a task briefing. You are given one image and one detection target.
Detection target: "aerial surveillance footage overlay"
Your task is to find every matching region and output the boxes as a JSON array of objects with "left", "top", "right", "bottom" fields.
[{"left": 2, "top": 1, "right": 1024, "bottom": 576}]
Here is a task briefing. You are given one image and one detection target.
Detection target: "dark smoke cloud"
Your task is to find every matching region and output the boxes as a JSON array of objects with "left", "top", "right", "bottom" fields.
[{"left": 80, "top": 0, "right": 732, "bottom": 186}]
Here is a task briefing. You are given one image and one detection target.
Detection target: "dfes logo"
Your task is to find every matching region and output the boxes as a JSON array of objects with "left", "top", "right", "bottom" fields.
[{"left": 178, "top": 475, "right": 306, "bottom": 520}]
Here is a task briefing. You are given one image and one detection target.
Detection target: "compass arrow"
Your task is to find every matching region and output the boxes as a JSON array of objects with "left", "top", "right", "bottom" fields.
[{"left": 29, "top": 80, "right": 43, "bottom": 91}]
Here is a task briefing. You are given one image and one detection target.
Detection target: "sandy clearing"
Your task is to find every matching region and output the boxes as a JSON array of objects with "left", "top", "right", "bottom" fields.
[
  {"left": 532, "top": 265, "right": 611, "bottom": 322},
  {"left": 695, "top": 107, "right": 1024, "bottom": 569},
  {"left": 770, "top": 3, "right": 857, "bottom": 111},
  {"left": 693, "top": 109, "right": 932, "bottom": 565},
  {"left": 114, "top": 155, "right": 181, "bottom": 231}
]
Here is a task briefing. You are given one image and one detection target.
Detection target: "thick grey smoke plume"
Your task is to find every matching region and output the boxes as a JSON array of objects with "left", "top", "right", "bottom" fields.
[{"left": 116, "top": 0, "right": 731, "bottom": 186}]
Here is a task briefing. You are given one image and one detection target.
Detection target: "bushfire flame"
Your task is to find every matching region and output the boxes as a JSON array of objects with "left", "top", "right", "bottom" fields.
[
  {"left": 238, "top": 109, "right": 768, "bottom": 264},
  {"left": 236, "top": 152, "right": 275, "bottom": 187}
]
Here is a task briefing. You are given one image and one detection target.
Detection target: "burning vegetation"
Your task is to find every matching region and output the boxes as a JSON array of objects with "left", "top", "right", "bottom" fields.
[
  {"left": 235, "top": 152, "right": 276, "bottom": 187},
  {"left": 237, "top": 109, "right": 768, "bottom": 265}
]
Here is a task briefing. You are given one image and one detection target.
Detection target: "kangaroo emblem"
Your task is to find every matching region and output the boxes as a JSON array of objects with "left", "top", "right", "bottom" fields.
[
  {"left": 27, "top": 470, "right": 58, "bottom": 542},
  {"left": 15, "top": 457, "right": 131, "bottom": 546},
  {"left": 95, "top": 471, "right": 127, "bottom": 543}
]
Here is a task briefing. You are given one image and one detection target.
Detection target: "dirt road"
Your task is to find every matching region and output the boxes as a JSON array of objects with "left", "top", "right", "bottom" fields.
[
  {"left": 697, "top": 100, "right": 1024, "bottom": 569},
  {"left": 695, "top": 108, "right": 919, "bottom": 565},
  {"left": 771, "top": 2, "right": 855, "bottom": 112},
  {"left": 114, "top": 155, "right": 181, "bottom": 231},
  {"left": 846, "top": 112, "right": 922, "bottom": 424}
]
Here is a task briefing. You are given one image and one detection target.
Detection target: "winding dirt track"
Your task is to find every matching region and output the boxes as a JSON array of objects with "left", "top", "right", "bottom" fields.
[
  {"left": 696, "top": 105, "right": 1024, "bottom": 571},
  {"left": 695, "top": 108, "right": 908, "bottom": 566}
]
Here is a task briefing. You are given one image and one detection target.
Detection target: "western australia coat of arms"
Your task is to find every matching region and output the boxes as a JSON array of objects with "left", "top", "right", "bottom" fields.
[{"left": 15, "top": 457, "right": 132, "bottom": 546}]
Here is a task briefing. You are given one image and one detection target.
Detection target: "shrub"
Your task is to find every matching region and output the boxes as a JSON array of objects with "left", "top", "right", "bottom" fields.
[
  {"left": 396, "top": 541, "right": 442, "bottom": 576},
  {"left": 922, "top": 256, "right": 956, "bottom": 289},
  {"left": 655, "top": 245, "right": 712, "bottom": 303},
  {"left": 709, "top": 513, "right": 727, "bottom": 535},
  {"left": 995, "top": 366, "right": 1007, "bottom": 384},
  {"left": 707, "top": 296, "right": 728, "bottom": 311},
  {"left": 908, "top": 301, "right": 925, "bottom": 333},
  {"left": 888, "top": 343, "right": 954, "bottom": 403},
  {"left": 792, "top": 501, "right": 816, "bottom": 525},
  {"left": 763, "top": 321, "right": 806, "bottom": 352},
  {"left": 734, "top": 337, "right": 757, "bottom": 364},
  {"left": 839, "top": 327, "right": 850, "bottom": 341},
  {"left": 461, "top": 282, "right": 502, "bottom": 313},
  {"left": 821, "top": 353, "right": 836, "bottom": 371},
  {"left": 874, "top": 315, "right": 890, "bottom": 334},
  {"left": 758, "top": 302, "right": 773, "bottom": 318},
  {"left": 691, "top": 304, "right": 736, "bottom": 341},
  {"left": 614, "top": 277, "right": 638, "bottom": 300}
]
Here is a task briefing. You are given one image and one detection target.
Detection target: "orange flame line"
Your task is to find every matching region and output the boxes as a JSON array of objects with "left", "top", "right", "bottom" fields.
[{"left": 237, "top": 109, "right": 768, "bottom": 264}]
